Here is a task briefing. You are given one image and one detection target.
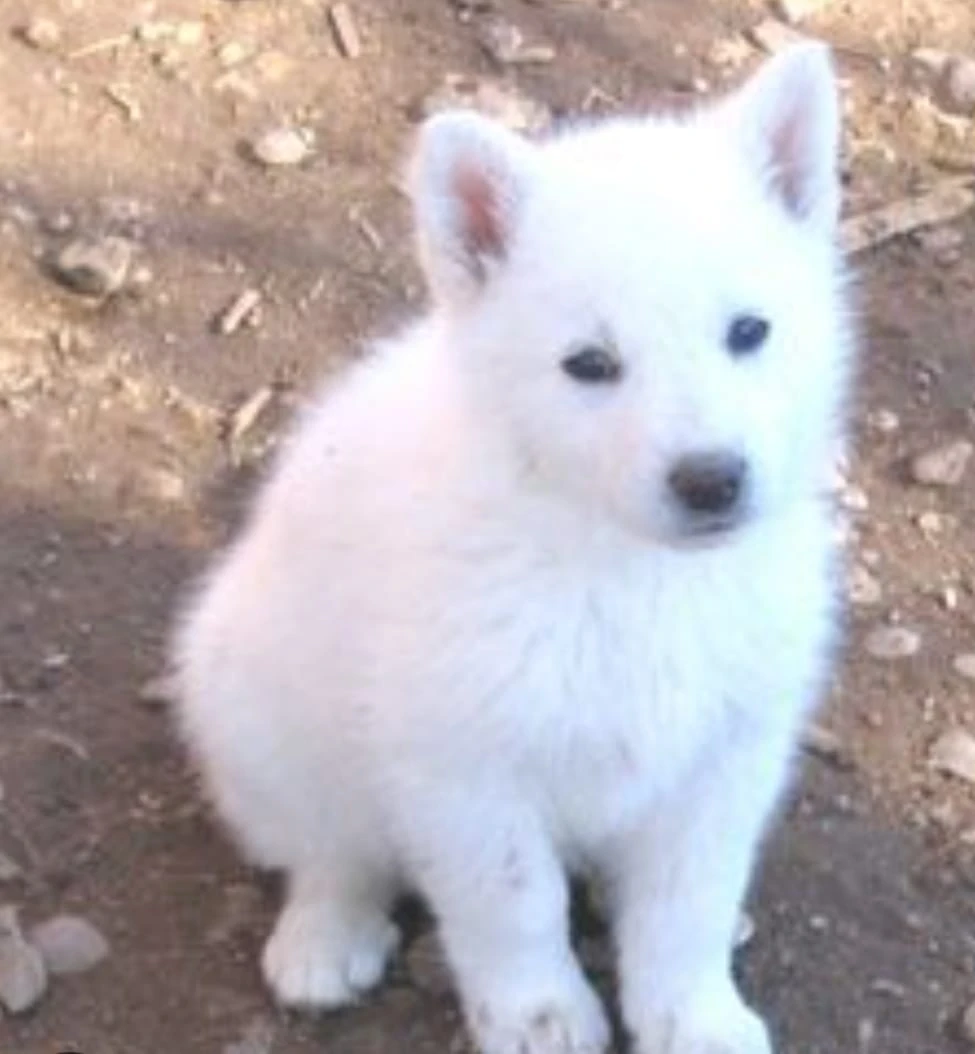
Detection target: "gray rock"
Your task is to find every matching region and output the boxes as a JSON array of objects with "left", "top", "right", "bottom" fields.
[
  {"left": 802, "top": 723, "right": 850, "bottom": 767},
  {"left": 0, "top": 906, "right": 47, "bottom": 1014},
  {"left": 30, "top": 915, "right": 109, "bottom": 975},
  {"left": 910, "top": 439, "right": 973, "bottom": 486},
  {"left": 138, "top": 672, "right": 180, "bottom": 709},
  {"left": 50, "top": 235, "right": 134, "bottom": 298}
]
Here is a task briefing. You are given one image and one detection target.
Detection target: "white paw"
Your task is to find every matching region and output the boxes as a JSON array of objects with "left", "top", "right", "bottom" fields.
[
  {"left": 470, "top": 971, "right": 610, "bottom": 1054},
  {"left": 262, "top": 902, "right": 400, "bottom": 1010},
  {"left": 633, "top": 988, "right": 771, "bottom": 1054}
]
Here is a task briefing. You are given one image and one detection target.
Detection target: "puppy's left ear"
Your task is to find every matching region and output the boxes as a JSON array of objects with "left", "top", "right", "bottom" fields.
[{"left": 722, "top": 43, "right": 841, "bottom": 233}]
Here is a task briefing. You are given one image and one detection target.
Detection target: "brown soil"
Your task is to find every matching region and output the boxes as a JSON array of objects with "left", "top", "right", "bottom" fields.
[{"left": 2, "top": 0, "right": 975, "bottom": 1052}]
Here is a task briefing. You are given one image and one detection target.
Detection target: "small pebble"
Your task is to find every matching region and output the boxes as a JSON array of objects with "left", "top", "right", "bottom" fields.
[
  {"left": 17, "top": 16, "right": 62, "bottom": 51},
  {"left": 217, "top": 41, "right": 252, "bottom": 68},
  {"left": 917, "top": 510, "right": 943, "bottom": 536},
  {"left": 50, "top": 235, "right": 134, "bottom": 298},
  {"left": 868, "top": 978, "right": 907, "bottom": 999},
  {"left": 839, "top": 483, "right": 869, "bottom": 513},
  {"left": 953, "top": 655, "right": 975, "bottom": 681},
  {"left": 0, "top": 906, "right": 47, "bottom": 1014},
  {"left": 146, "top": 467, "right": 186, "bottom": 504},
  {"left": 866, "top": 408, "right": 899, "bottom": 433},
  {"left": 930, "top": 729, "right": 975, "bottom": 785},
  {"left": 910, "top": 439, "right": 973, "bottom": 487},
  {"left": 847, "top": 564, "right": 882, "bottom": 606},
  {"left": 864, "top": 626, "right": 920, "bottom": 660},
  {"left": 175, "top": 21, "right": 205, "bottom": 47},
  {"left": 248, "top": 127, "right": 313, "bottom": 167},
  {"left": 802, "top": 723, "right": 850, "bottom": 767},
  {"left": 138, "top": 672, "right": 180, "bottom": 709},
  {"left": 30, "top": 915, "right": 109, "bottom": 975},
  {"left": 134, "top": 20, "right": 175, "bottom": 43}
]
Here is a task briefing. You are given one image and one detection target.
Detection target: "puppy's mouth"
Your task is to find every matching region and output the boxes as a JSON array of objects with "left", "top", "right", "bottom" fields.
[{"left": 672, "top": 512, "right": 750, "bottom": 547}]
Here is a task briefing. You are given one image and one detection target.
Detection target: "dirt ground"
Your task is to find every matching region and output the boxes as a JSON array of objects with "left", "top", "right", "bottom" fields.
[{"left": 2, "top": 0, "right": 975, "bottom": 1051}]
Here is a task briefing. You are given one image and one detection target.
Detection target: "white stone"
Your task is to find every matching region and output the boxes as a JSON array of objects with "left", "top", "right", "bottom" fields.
[
  {"left": 0, "top": 906, "right": 47, "bottom": 1014},
  {"left": 864, "top": 626, "right": 920, "bottom": 659},
  {"left": 910, "top": 439, "right": 973, "bottom": 486},
  {"left": 249, "top": 127, "right": 313, "bottom": 167},
  {"left": 930, "top": 729, "right": 975, "bottom": 784},
  {"left": 953, "top": 654, "right": 975, "bottom": 681}
]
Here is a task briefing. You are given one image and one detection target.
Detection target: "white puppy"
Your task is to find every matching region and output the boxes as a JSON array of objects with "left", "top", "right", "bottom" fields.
[{"left": 173, "top": 43, "right": 851, "bottom": 1054}]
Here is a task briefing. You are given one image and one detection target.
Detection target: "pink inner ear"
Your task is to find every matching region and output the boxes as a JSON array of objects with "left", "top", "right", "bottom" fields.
[
  {"left": 768, "top": 109, "right": 807, "bottom": 217},
  {"left": 453, "top": 163, "right": 507, "bottom": 262}
]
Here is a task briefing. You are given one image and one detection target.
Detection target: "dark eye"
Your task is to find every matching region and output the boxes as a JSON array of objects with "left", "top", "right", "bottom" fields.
[
  {"left": 561, "top": 346, "right": 622, "bottom": 383},
  {"left": 726, "top": 315, "right": 770, "bottom": 357}
]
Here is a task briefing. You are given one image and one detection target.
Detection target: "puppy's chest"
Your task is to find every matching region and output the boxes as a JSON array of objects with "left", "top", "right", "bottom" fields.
[{"left": 508, "top": 578, "right": 773, "bottom": 844}]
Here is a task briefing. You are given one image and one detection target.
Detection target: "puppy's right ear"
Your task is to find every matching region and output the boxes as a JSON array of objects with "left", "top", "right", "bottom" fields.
[{"left": 409, "top": 111, "right": 537, "bottom": 306}]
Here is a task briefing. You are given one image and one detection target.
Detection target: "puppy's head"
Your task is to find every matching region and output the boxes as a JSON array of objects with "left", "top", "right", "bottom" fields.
[{"left": 409, "top": 45, "right": 851, "bottom": 547}]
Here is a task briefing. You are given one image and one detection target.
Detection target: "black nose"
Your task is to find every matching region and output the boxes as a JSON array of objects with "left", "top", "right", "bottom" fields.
[{"left": 668, "top": 452, "right": 747, "bottom": 516}]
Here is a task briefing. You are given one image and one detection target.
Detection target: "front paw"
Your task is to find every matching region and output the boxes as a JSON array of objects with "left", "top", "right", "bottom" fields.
[
  {"left": 262, "top": 902, "right": 400, "bottom": 1011},
  {"left": 468, "top": 969, "right": 611, "bottom": 1054},
  {"left": 632, "top": 987, "right": 771, "bottom": 1054}
]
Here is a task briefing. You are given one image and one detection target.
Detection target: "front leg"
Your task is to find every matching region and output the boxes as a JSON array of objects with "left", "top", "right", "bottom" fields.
[
  {"left": 403, "top": 784, "right": 610, "bottom": 1054},
  {"left": 609, "top": 726, "right": 794, "bottom": 1054}
]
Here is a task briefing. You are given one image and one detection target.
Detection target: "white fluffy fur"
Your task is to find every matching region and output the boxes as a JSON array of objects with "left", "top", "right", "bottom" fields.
[{"left": 173, "top": 44, "right": 852, "bottom": 1054}]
